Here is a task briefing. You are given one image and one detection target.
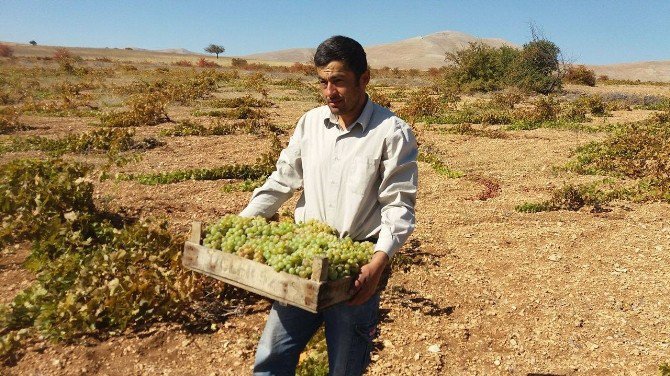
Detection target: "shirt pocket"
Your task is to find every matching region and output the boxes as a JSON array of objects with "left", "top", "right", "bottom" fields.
[{"left": 347, "top": 156, "right": 379, "bottom": 195}]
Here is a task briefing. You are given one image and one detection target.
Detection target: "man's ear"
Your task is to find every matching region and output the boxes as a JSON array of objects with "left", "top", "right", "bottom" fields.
[{"left": 360, "top": 70, "right": 370, "bottom": 87}]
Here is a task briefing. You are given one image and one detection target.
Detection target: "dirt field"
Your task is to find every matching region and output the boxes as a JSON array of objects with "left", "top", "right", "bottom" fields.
[{"left": 1, "top": 50, "right": 669, "bottom": 376}]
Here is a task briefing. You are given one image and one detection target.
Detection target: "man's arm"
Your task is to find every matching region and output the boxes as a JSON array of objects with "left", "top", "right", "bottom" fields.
[
  {"left": 239, "top": 116, "right": 305, "bottom": 218},
  {"left": 373, "top": 120, "right": 418, "bottom": 258},
  {"left": 349, "top": 119, "right": 418, "bottom": 305}
]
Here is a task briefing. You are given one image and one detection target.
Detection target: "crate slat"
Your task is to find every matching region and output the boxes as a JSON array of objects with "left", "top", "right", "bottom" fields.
[{"left": 182, "top": 224, "right": 356, "bottom": 312}]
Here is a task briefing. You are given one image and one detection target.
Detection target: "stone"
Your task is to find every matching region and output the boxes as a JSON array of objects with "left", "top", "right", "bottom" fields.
[
  {"left": 548, "top": 253, "right": 562, "bottom": 262},
  {"left": 428, "top": 344, "right": 441, "bottom": 353}
]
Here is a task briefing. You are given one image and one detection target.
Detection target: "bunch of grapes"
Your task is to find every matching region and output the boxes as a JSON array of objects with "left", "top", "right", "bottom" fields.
[{"left": 203, "top": 215, "right": 373, "bottom": 280}]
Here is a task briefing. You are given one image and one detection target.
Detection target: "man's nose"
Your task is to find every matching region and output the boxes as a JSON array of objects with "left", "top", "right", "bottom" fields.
[{"left": 324, "top": 82, "right": 337, "bottom": 97}]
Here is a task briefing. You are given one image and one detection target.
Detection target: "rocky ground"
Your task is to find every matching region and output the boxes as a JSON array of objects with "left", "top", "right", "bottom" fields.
[{"left": 1, "top": 69, "right": 669, "bottom": 375}]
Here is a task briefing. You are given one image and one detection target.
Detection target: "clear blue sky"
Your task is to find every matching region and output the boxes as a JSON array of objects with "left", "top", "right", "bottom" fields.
[{"left": 1, "top": 1, "right": 668, "bottom": 65}]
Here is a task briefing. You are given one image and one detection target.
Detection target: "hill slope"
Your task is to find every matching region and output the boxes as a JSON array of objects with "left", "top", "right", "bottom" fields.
[
  {"left": 589, "top": 61, "right": 670, "bottom": 83},
  {"left": 1, "top": 42, "right": 207, "bottom": 64},
  {"left": 242, "top": 30, "right": 516, "bottom": 69}
]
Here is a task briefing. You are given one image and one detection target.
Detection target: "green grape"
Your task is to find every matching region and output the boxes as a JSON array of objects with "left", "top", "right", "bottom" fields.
[{"left": 202, "top": 214, "right": 374, "bottom": 281}]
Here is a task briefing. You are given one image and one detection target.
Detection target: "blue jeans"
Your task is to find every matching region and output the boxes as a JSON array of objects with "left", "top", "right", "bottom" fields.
[{"left": 253, "top": 293, "right": 380, "bottom": 376}]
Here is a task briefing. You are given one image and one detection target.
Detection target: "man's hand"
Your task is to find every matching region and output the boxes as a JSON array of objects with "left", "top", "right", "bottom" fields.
[{"left": 348, "top": 251, "right": 389, "bottom": 306}]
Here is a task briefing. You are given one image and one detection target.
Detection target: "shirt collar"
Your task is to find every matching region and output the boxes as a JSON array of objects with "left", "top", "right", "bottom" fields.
[{"left": 324, "top": 95, "right": 374, "bottom": 132}]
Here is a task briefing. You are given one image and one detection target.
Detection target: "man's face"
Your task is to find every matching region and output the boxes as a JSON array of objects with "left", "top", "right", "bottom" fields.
[{"left": 317, "top": 61, "right": 370, "bottom": 118}]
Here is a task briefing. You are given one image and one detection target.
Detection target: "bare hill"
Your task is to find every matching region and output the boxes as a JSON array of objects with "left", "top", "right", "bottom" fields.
[
  {"left": 242, "top": 30, "right": 516, "bottom": 69},
  {"left": 365, "top": 31, "right": 515, "bottom": 69},
  {"left": 589, "top": 61, "right": 670, "bottom": 83},
  {"left": 244, "top": 48, "right": 317, "bottom": 65},
  {"left": 155, "top": 48, "right": 201, "bottom": 55},
  {"left": 1, "top": 42, "right": 207, "bottom": 64}
]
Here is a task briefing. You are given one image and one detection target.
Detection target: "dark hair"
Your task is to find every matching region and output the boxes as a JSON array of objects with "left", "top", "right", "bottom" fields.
[{"left": 314, "top": 35, "right": 368, "bottom": 79}]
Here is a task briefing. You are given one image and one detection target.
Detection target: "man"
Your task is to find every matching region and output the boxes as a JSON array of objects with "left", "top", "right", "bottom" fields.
[{"left": 240, "top": 35, "right": 418, "bottom": 376}]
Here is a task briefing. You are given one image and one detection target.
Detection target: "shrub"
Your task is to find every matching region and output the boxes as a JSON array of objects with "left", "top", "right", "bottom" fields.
[
  {"left": 166, "top": 73, "right": 221, "bottom": 104},
  {"left": 174, "top": 60, "right": 193, "bottom": 67},
  {"left": 0, "top": 158, "right": 237, "bottom": 358},
  {"left": 0, "top": 87, "right": 25, "bottom": 105},
  {"left": 368, "top": 87, "right": 392, "bottom": 108},
  {"left": 432, "top": 99, "right": 513, "bottom": 125},
  {"left": 100, "top": 92, "right": 170, "bottom": 127},
  {"left": 512, "top": 95, "right": 560, "bottom": 126},
  {"left": 121, "top": 64, "right": 138, "bottom": 72},
  {"left": 207, "top": 95, "right": 272, "bottom": 109},
  {"left": 491, "top": 88, "right": 525, "bottom": 109},
  {"left": 52, "top": 48, "right": 86, "bottom": 75},
  {"left": 509, "top": 39, "right": 562, "bottom": 94},
  {"left": 437, "top": 94, "right": 600, "bottom": 130},
  {"left": 0, "top": 107, "right": 25, "bottom": 134},
  {"left": 564, "top": 65, "right": 597, "bottom": 86},
  {"left": 515, "top": 183, "right": 614, "bottom": 213},
  {"left": 116, "top": 70, "right": 220, "bottom": 104},
  {"left": 0, "top": 159, "right": 94, "bottom": 247},
  {"left": 242, "top": 72, "right": 269, "bottom": 96},
  {"left": 160, "top": 119, "right": 282, "bottom": 137},
  {"left": 288, "top": 62, "right": 314, "bottom": 75},
  {"left": 1, "top": 127, "right": 161, "bottom": 158},
  {"left": 275, "top": 77, "right": 307, "bottom": 90},
  {"left": 417, "top": 143, "right": 463, "bottom": 178},
  {"left": 231, "top": 58, "right": 248, "bottom": 68},
  {"left": 196, "top": 106, "right": 269, "bottom": 121},
  {"left": 573, "top": 95, "right": 609, "bottom": 116},
  {"left": 532, "top": 95, "right": 561, "bottom": 122},
  {"left": 397, "top": 89, "right": 447, "bottom": 122},
  {"left": 53, "top": 48, "right": 79, "bottom": 61},
  {"left": 0, "top": 44, "right": 14, "bottom": 58},
  {"left": 443, "top": 37, "right": 562, "bottom": 94},
  {"left": 567, "top": 111, "right": 670, "bottom": 200},
  {"left": 123, "top": 134, "right": 283, "bottom": 185},
  {"left": 160, "top": 120, "right": 209, "bottom": 136},
  {"left": 221, "top": 178, "right": 266, "bottom": 192},
  {"left": 560, "top": 102, "right": 589, "bottom": 123},
  {"left": 196, "top": 58, "right": 219, "bottom": 68},
  {"left": 443, "top": 42, "right": 518, "bottom": 92}
]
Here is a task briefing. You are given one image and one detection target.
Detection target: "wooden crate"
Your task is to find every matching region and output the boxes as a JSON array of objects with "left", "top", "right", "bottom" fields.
[{"left": 182, "top": 222, "right": 356, "bottom": 313}]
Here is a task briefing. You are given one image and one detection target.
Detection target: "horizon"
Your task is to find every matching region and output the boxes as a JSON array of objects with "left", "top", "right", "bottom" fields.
[{"left": 1, "top": 1, "right": 669, "bottom": 65}]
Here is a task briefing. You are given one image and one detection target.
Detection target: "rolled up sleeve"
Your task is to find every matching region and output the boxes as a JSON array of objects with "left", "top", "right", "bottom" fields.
[
  {"left": 374, "top": 119, "right": 418, "bottom": 258},
  {"left": 239, "top": 117, "right": 305, "bottom": 218}
]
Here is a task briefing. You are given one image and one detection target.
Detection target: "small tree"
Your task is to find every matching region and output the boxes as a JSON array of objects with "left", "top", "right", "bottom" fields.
[
  {"left": 564, "top": 65, "right": 597, "bottom": 86},
  {"left": 443, "top": 42, "right": 520, "bottom": 92},
  {"left": 509, "top": 39, "right": 562, "bottom": 94},
  {"left": 29, "top": 40, "right": 37, "bottom": 46},
  {"left": 53, "top": 48, "right": 74, "bottom": 61},
  {"left": 0, "top": 44, "right": 14, "bottom": 58},
  {"left": 204, "top": 44, "right": 225, "bottom": 59}
]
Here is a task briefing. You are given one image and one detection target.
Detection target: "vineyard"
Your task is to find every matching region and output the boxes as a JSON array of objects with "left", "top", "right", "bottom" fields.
[{"left": 1, "top": 46, "right": 670, "bottom": 375}]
